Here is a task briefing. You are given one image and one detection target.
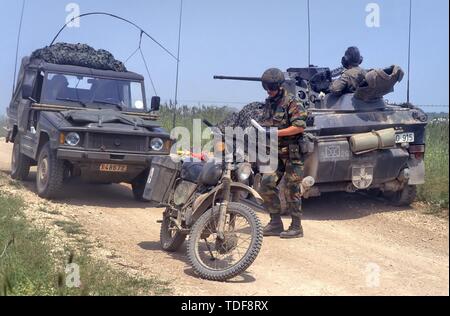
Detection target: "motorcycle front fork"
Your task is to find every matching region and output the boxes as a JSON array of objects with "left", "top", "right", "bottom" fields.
[{"left": 217, "top": 165, "right": 232, "bottom": 240}]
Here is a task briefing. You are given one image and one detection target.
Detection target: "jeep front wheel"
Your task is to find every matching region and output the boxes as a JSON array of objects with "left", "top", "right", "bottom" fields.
[
  {"left": 36, "top": 143, "right": 65, "bottom": 199},
  {"left": 11, "top": 139, "right": 31, "bottom": 181}
]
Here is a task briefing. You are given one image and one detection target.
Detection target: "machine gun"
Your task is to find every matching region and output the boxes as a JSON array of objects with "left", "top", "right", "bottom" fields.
[
  {"left": 213, "top": 76, "right": 262, "bottom": 82},
  {"left": 214, "top": 66, "right": 344, "bottom": 109}
]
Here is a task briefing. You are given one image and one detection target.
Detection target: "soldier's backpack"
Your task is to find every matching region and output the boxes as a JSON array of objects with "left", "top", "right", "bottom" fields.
[{"left": 354, "top": 65, "right": 404, "bottom": 102}]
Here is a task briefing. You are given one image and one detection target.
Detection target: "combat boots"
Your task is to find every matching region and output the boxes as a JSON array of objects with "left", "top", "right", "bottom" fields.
[
  {"left": 280, "top": 216, "right": 303, "bottom": 239},
  {"left": 263, "top": 214, "right": 284, "bottom": 237}
]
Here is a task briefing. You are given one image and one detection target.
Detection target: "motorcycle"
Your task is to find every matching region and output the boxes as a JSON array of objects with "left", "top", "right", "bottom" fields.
[{"left": 145, "top": 120, "right": 264, "bottom": 281}]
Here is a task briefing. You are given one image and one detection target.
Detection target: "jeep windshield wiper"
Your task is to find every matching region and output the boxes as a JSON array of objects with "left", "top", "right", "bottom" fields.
[
  {"left": 56, "top": 98, "right": 87, "bottom": 107},
  {"left": 92, "top": 100, "right": 124, "bottom": 111}
]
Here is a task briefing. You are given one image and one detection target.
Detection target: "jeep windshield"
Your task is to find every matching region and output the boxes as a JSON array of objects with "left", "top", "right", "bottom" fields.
[{"left": 40, "top": 73, "right": 146, "bottom": 111}]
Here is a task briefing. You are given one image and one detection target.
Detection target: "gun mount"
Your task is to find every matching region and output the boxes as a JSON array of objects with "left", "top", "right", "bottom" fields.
[{"left": 214, "top": 66, "right": 346, "bottom": 109}]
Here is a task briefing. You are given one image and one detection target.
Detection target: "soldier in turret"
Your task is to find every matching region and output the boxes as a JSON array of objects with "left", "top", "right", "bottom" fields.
[{"left": 330, "top": 46, "right": 367, "bottom": 95}]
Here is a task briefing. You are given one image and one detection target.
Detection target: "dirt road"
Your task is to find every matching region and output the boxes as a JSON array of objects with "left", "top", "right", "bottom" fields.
[{"left": 0, "top": 139, "right": 448, "bottom": 296}]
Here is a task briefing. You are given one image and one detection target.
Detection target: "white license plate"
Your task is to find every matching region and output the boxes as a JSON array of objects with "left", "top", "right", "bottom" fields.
[
  {"left": 395, "top": 133, "right": 415, "bottom": 144},
  {"left": 99, "top": 164, "right": 128, "bottom": 173}
]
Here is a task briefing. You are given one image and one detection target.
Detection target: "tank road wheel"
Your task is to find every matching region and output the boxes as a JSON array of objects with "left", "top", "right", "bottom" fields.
[
  {"left": 10, "top": 139, "right": 31, "bottom": 181},
  {"left": 385, "top": 185, "right": 417, "bottom": 206},
  {"left": 160, "top": 211, "right": 186, "bottom": 252},
  {"left": 131, "top": 170, "right": 149, "bottom": 202},
  {"left": 36, "top": 143, "right": 65, "bottom": 199},
  {"left": 187, "top": 202, "right": 263, "bottom": 282}
]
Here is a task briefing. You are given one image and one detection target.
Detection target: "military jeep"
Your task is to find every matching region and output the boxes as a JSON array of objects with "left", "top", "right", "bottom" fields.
[{"left": 6, "top": 54, "right": 171, "bottom": 200}]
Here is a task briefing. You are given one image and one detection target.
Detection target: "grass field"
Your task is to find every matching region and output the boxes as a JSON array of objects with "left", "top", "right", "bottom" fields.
[
  {"left": 158, "top": 104, "right": 235, "bottom": 133},
  {"left": 0, "top": 182, "right": 171, "bottom": 296},
  {"left": 417, "top": 117, "right": 449, "bottom": 210}
]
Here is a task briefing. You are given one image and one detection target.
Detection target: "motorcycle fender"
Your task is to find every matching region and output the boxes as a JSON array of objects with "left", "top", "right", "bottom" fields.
[
  {"left": 230, "top": 182, "right": 264, "bottom": 204},
  {"left": 186, "top": 183, "right": 263, "bottom": 226}
]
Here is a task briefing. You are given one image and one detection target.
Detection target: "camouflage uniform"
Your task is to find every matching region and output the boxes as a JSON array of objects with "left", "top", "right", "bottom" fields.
[
  {"left": 258, "top": 88, "right": 308, "bottom": 220},
  {"left": 330, "top": 66, "right": 367, "bottom": 96}
]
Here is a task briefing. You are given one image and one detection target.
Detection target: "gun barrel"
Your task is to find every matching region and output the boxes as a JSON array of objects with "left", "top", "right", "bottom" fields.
[{"left": 213, "top": 75, "right": 262, "bottom": 82}]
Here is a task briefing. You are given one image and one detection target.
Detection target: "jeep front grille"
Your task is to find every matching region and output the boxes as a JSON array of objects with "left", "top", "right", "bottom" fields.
[{"left": 87, "top": 133, "right": 147, "bottom": 152}]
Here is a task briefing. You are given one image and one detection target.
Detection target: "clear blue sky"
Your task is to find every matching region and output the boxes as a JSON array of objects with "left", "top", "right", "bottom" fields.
[{"left": 0, "top": 0, "right": 448, "bottom": 113}]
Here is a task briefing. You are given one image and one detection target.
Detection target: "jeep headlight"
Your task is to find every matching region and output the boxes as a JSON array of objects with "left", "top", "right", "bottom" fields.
[
  {"left": 150, "top": 138, "right": 164, "bottom": 151},
  {"left": 237, "top": 163, "right": 252, "bottom": 182},
  {"left": 65, "top": 132, "right": 81, "bottom": 147}
]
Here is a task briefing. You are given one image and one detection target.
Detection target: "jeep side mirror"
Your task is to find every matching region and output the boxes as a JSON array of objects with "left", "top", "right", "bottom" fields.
[
  {"left": 150, "top": 96, "right": 161, "bottom": 112},
  {"left": 22, "top": 70, "right": 37, "bottom": 100}
]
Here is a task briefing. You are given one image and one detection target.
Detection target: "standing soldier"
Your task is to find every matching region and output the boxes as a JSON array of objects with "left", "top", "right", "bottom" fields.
[
  {"left": 330, "top": 46, "right": 367, "bottom": 96},
  {"left": 258, "top": 68, "right": 308, "bottom": 239}
]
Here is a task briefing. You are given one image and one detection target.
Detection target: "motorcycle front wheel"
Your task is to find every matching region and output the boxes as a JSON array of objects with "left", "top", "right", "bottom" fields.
[{"left": 186, "top": 202, "right": 263, "bottom": 281}]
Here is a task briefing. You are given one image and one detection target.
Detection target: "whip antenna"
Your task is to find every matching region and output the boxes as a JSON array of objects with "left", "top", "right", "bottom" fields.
[
  {"left": 307, "top": 0, "right": 311, "bottom": 66},
  {"left": 407, "top": 0, "right": 413, "bottom": 104},
  {"left": 12, "top": 0, "right": 26, "bottom": 96},
  {"left": 172, "top": 0, "right": 184, "bottom": 129}
]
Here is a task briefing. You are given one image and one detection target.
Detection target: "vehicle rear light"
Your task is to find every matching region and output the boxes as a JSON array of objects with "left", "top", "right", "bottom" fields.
[{"left": 409, "top": 145, "right": 425, "bottom": 153}]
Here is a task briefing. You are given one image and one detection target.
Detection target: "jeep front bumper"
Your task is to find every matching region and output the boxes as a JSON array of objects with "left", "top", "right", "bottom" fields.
[{"left": 57, "top": 148, "right": 157, "bottom": 165}]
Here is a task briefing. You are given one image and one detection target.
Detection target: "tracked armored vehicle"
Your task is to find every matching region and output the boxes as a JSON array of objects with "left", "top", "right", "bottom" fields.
[{"left": 215, "top": 66, "right": 428, "bottom": 206}]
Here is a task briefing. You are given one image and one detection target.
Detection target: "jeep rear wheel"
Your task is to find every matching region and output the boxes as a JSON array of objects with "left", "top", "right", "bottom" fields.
[
  {"left": 36, "top": 143, "right": 65, "bottom": 199},
  {"left": 11, "top": 139, "right": 31, "bottom": 181}
]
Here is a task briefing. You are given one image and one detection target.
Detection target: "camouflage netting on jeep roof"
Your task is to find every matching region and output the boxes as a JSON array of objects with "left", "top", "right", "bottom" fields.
[
  {"left": 218, "top": 102, "right": 265, "bottom": 131},
  {"left": 31, "top": 43, "right": 127, "bottom": 72}
]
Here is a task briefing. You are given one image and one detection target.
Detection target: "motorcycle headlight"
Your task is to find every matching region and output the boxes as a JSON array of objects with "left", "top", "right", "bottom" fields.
[
  {"left": 65, "top": 132, "right": 81, "bottom": 147},
  {"left": 150, "top": 138, "right": 164, "bottom": 151},
  {"left": 237, "top": 163, "right": 252, "bottom": 182}
]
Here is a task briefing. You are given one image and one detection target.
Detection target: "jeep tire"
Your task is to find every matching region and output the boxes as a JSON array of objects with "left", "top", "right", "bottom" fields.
[
  {"left": 36, "top": 143, "right": 65, "bottom": 199},
  {"left": 11, "top": 138, "right": 31, "bottom": 181}
]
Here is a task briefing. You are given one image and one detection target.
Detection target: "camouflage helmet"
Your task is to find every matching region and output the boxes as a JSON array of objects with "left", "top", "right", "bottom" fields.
[
  {"left": 341, "top": 46, "right": 363, "bottom": 69},
  {"left": 261, "top": 68, "right": 285, "bottom": 91}
]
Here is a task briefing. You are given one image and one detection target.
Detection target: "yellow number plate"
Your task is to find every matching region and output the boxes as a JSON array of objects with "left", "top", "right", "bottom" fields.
[{"left": 99, "top": 164, "right": 128, "bottom": 173}]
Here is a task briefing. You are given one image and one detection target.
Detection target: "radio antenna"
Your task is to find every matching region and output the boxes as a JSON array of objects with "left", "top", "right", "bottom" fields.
[
  {"left": 50, "top": 12, "right": 178, "bottom": 61},
  {"left": 407, "top": 0, "right": 413, "bottom": 104},
  {"left": 172, "top": 0, "right": 184, "bottom": 129},
  {"left": 307, "top": 0, "right": 311, "bottom": 66},
  {"left": 12, "top": 0, "right": 26, "bottom": 96}
]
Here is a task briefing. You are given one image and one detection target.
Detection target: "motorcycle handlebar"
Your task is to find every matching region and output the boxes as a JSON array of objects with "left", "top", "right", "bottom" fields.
[
  {"left": 250, "top": 119, "right": 266, "bottom": 133},
  {"left": 202, "top": 119, "right": 214, "bottom": 128}
]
